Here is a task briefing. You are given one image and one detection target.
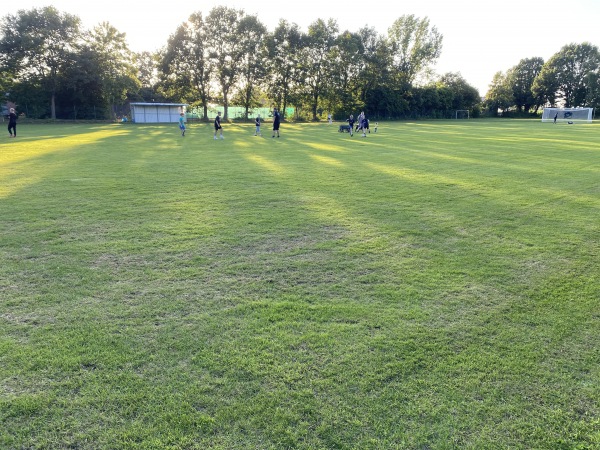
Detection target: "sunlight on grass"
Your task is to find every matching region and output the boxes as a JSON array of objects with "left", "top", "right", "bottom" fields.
[
  {"left": 365, "top": 161, "right": 482, "bottom": 192},
  {"left": 308, "top": 154, "right": 345, "bottom": 167},
  {"left": 303, "top": 142, "right": 347, "bottom": 152},
  {"left": 243, "top": 153, "right": 288, "bottom": 176},
  {"left": 1, "top": 121, "right": 600, "bottom": 449},
  {"left": 0, "top": 129, "right": 129, "bottom": 199}
]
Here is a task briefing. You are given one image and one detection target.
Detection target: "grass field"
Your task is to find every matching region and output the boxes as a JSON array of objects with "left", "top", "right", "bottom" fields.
[{"left": 1, "top": 119, "right": 599, "bottom": 449}]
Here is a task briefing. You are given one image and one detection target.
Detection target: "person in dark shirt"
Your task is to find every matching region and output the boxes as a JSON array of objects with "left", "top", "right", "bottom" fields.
[
  {"left": 347, "top": 114, "right": 355, "bottom": 137},
  {"left": 214, "top": 112, "right": 223, "bottom": 139},
  {"left": 8, "top": 108, "right": 17, "bottom": 138},
  {"left": 272, "top": 108, "right": 281, "bottom": 138},
  {"left": 255, "top": 115, "right": 261, "bottom": 136}
]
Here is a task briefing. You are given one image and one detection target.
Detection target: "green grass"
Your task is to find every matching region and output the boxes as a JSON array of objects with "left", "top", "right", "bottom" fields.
[{"left": 1, "top": 119, "right": 599, "bottom": 449}]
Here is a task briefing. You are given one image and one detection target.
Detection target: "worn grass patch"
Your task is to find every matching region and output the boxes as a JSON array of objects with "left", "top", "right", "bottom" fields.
[{"left": 1, "top": 120, "right": 599, "bottom": 449}]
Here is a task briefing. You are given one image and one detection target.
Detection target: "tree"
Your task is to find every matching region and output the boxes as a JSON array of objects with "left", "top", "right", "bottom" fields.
[
  {"left": 301, "top": 18, "right": 338, "bottom": 120},
  {"left": 533, "top": 42, "right": 600, "bottom": 107},
  {"left": 485, "top": 71, "right": 513, "bottom": 116},
  {"left": 328, "top": 30, "right": 365, "bottom": 115},
  {"left": 265, "top": 20, "right": 304, "bottom": 119},
  {"left": 386, "top": 15, "right": 443, "bottom": 90},
  {"left": 134, "top": 51, "right": 162, "bottom": 102},
  {"left": 0, "top": 6, "right": 81, "bottom": 119},
  {"left": 235, "top": 15, "right": 268, "bottom": 120},
  {"left": 205, "top": 6, "right": 246, "bottom": 120},
  {"left": 160, "top": 12, "right": 212, "bottom": 119},
  {"left": 85, "top": 22, "right": 140, "bottom": 119},
  {"left": 438, "top": 72, "right": 480, "bottom": 111},
  {"left": 508, "top": 57, "right": 544, "bottom": 113},
  {"left": 59, "top": 44, "right": 104, "bottom": 119}
]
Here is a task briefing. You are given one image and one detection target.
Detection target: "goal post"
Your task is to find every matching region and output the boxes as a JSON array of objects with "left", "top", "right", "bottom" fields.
[
  {"left": 542, "top": 107, "right": 593, "bottom": 123},
  {"left": 455, "top": 110, "right": 469, "bottom": 119}
]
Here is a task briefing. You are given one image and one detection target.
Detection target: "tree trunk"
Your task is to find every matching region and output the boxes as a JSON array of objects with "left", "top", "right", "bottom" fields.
[
  {"left": 223, "top": 88, "right": 229, "bottom": 120},
  {"left": 51, "top": 93, "right": 56, "bottom": 120}
]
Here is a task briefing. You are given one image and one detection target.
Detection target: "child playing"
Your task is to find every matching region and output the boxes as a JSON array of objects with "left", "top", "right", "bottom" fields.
[
  {"left": 255, "top": 115, "right": 261, "bottom": 136},
  {"left": 178, "top": 113, "right": 186, "bottom": 136}
]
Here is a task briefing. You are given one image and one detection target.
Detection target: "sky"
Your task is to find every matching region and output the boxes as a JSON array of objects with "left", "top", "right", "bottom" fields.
[{"left": 15, "top": 0, "right": 600, "bottom": 95}]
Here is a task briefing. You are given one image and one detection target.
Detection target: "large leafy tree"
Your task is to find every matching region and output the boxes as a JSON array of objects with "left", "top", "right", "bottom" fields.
[
  {"left": 205, "top": 6, "right": 246, "bottom": 120},
  {"left": 301, "top": 18, "right": 338, "bottom": 120},
  {"left": 265, "top": 20, "right": 304, "bottom": 119},
  {"left": 0, "top": 6, "right": 81, "bottom": 119},
  {"left": 85, "top": 22, "right": 140, "bottom": 119},
  {"left": 160, "top": 12, "right": 212, "bottom": 119},
  {"left": 328, "top": 30, "right": 365, "bottom": 115},
  {"left": 485, "top": 71, "right": 513, "bottom": 116},
  {"left": 59, "top": 43, "right": 104, "bottom": 119},
  {"left": 134, "top": 51, "right": 162, "bottom": 102},
  {"left": 438, "top": 72, "right": 480, "bottom": 111},
  {"left": 235, "top": 15, "right": 268, "bottom": 120},
  {"left": 508, "top": 57, "right": 544, "bottom": 113},
  {"left": 356, "top": 27, "right": 391, "bottom": 111},
  {"left": 533, "top": 42, "right": 600, "bottom": 107},
  {"left": 387, "top": 15, "right": 443, "bottom": 90}
]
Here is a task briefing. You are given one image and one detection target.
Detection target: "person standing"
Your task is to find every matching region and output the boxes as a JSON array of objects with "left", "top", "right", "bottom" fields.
[
  {"left": 272, "top": 108, "right": 281, "bottom": 138},
  {"left": 255, "top": 115, "right": 261, "bottom": 136},
  {"left": 347, "top": 114, "right": 355, "bottom": 137},
  {"left": 178, "top": 113, "right": 186, "bottom": 136},
  {"left": 554, "top": 112, "right": 558, "bottom": 124},
  {"left": 214, "top": 112, "right": 223, "bottom": 139},
  {"left": 8, "top": 108, "right": 17, "bottom": 138}
]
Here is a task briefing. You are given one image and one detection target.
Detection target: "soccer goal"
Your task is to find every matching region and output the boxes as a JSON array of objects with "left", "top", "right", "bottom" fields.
[
  {"left": 455, "top": 110, "right": 469, "bottom": 119},
  {"left": 542, "top": 107, "right": 593, "bottom": 123}
]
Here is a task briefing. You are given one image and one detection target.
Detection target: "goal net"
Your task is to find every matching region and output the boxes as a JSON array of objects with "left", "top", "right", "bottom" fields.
[
  {"left": 542, "top": 107, "right": 593, "bottom": 123},
  {"left": 455, "top": 110, "right": 469, "bottom": 119}
]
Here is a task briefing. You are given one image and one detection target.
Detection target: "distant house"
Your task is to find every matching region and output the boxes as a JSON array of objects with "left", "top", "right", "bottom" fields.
[{"left": 130, "top": 103, "right": 188, "bottom": 124}]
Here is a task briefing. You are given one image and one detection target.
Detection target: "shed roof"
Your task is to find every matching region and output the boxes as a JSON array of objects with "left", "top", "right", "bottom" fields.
[{"left": 130, "top": 103, "right": 188, "bottom": 107}]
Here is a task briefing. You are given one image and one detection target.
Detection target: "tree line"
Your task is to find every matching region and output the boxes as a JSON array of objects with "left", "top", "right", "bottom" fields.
[
  {"left": 485, "top": 43, "right": 600, "bottom": 116},
  {"left": 1, "top": 6, "right": 598, "bottom": 121}
]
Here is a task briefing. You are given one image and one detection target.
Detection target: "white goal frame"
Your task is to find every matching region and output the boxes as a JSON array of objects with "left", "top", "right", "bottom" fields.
[
  {"left": 455, "top": 110, "right": 469, "bottom": 119},
  {"left": 542, "top": 107, "right": 593, "bottom": 123}
]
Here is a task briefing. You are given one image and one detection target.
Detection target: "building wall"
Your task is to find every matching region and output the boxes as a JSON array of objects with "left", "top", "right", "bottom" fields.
[{"left": 131, "top": 104, "right": 186, "bottom": 123}]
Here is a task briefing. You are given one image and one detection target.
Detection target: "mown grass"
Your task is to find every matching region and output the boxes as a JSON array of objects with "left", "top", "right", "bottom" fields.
[{"left": 1, "top": 119, "right": 599, "bottom": 449}]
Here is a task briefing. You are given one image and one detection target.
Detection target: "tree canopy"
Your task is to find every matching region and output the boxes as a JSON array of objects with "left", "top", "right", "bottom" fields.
[{"left": 2, "top": 6, "right": 597, "bottom": 121}]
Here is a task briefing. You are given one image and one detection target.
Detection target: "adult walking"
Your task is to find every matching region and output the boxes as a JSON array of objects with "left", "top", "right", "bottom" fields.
[
  {"left": 272, "top": 108, "right": 281, "bottom": 138},
  {"left": 8, "top": 108, "right": 17, "bottom": 138},
  {"left": 214, "top": 112, "right": 224, "bottom": 139}
]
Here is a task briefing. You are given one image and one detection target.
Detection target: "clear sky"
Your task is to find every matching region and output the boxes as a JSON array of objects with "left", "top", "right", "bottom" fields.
[{"left": 15, "top": 0, "right": 600, "bottom": 96}]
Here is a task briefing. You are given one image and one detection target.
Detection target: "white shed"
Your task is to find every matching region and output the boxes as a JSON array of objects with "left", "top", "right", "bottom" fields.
[{"left": 130, "top": 103, "right": 188, "bottom": 123}]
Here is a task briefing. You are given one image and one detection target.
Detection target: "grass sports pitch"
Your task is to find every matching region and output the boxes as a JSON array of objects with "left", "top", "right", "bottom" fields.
[{"left": 1, "top": 119, "right": 599, "bottom": 448}]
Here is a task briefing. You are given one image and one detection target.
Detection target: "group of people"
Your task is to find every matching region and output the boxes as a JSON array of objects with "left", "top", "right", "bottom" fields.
[
  {"left": 177, "top": 108, "right": 282, "bottom": 139},
  {"left": 346, "top": 111, "right": 376, "bottom": 137}
]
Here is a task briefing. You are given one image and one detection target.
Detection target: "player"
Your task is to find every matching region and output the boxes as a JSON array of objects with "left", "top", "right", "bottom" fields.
[
  {"left": 214, "top": 112, "right": 223, "bottom": 139},
  {"left": 178, "top": 113, "right": 186, "bottom": 136},
  {"left": 358, "top": 112, "right": 368, "bottom": 137},
  {"left": 8, "top": 108, "right": 17, "bottom": 138},
  {"left": 373, "top": 122, "right": 378, "bottom": 133},
  {"left": 346, "top": 114, "right": 355, "bottom": 137},
  {"left": 255, "top": 115, "right": 261, "bottom": 136},
  {"left": 272, "top": 108, "right": 281, "bottom": 138}
]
